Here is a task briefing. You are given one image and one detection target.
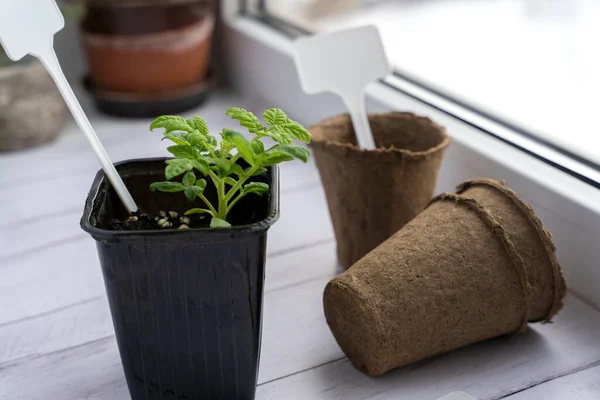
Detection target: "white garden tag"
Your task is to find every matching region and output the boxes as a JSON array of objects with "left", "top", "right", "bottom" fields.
[
  {"left": 437, "top": 391, "right": 476, "bottom": 400},
  {"left": 0, "top": 0, "right": 138, "bottom": 213},
  {"left": 293, "top": 25, "right": 391, "bottom": 150}
]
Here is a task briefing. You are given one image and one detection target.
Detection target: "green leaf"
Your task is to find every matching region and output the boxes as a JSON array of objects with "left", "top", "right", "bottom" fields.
[
  {"left": 210, "top": 217, "right": 232, "bottom": 228},
  {"left": 162, "top": 133, "right": 190, "bottom": 146},
  {"left": 226, "top": 107, "right": 265, "bottom": 134},
  {"left": 243, "top": 182, "right": 269, "bottom": 196},
  {"left": 220, "top": 139, "right": 235, "bottom": 157},
  {"left": 207, "top": 135, "right": 218, "bottom": 147},
  {"left": 258, "top": 108, "right": 311, "bottom": 144},
  {"left": 182, "top": 172, "right": 196, "bottom": 187},
  {"left": 150, "top": 181, "right": 186, "bottom": 193},
  {"left": 259, "top": 152, "right": 293, "bottom": 166},
  {"left": 169, "top": 155, "right": 209, "bottom": 176},
  {"left": 188, "top": 131, "right": 205, "bottom": 149},
  {"left": 251, "top": 139, "right": 265, "bottom": 155},
  {"left": 185, "top": 208, "right": 213, "bottom": 216},
  {"left": 252, "top": 166, "right": 268, "bottom": 176},
  {"left": 204, "top": 157, "right": 220, "bottom": 165},
  {"left": 191, "top": 159, "right": 210, "bottom": 176},
  {"left": 221, "top": 129, "right": 255, "bottom": 165},
  {"left": 195, "top": 179, "right": 207, "bottom": 190},
  {"left": 259, "top": 144, "right": 310, "bottom": 166},
  {"left": 229, "top": 163, "right": 244, "bottom": 177},
  {"left": 165, "top": 158, "right": 191, "bottom": 166},
  {"left": 264, "top": 108, "right": 288, "bottom": 126},
  {"left": 275, "top": 144, "right": 311, "bottom": 162},
  {"left": 186, "top": 116, "right": 209, "bottom": 135},
  {"left": 150, "top": 116, "right": 193, "bottom": 134},
  {"left": 184, "top": 187, "right": 197, "bottom": 201},
  {"left": 280, "top": 122, "right": 311, "bottom": 143},
  {"left": 269, "top": 131, "right": 293, "bottom": 145},
  {"left": 184, "top": 181, "right": 206, "bottom": 201},
  {"left": 165, "top": 159, "right": 195, "bottom": 180},
  {"left": 214, "top": 158, "right": 234, "bottom": 178},
  {"left": 224, "top": 177, "right": 238, "bottom": 187},
  {"left": 167, "top": 145, "right": 197, "bottom": 160},
  {"left": 209, "top": 158, "right": 242, "bottom": 178}
]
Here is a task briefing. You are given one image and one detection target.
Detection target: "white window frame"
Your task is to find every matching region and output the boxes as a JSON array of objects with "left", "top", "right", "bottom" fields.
[{"left": 221, "top": 0, "right": 600, "bottom": 309}]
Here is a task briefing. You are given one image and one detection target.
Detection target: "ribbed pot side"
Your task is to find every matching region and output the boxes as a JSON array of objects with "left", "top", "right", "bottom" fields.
[
  {"left": 310, "top": 112, "right": 450, "bottom": 268},
  {"left": 82, "top": 159, "right": 280, "bottom": 399},
  {"left": 324, "top": 179, "right": 566, "bottom": 376}
]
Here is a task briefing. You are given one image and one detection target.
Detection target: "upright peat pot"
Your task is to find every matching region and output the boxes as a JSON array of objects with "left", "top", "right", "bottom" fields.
[
  {"left": 81, "top": 108, "right": 312, "bottom": 399},
  {"left": 311, "top": 112, "right": 450, "bottom": 268}
]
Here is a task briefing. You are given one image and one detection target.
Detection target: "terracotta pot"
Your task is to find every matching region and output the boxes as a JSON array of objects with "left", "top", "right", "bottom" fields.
[
  {"left": 81, "top": 2, "right": 214, "bottom": 93},
  {"left": 82, "top": 1, "right": 209, "bottom": 36},
  {"left": 83, "top": 69, "right": 217, "bottom": 118},
  {"left": 0, "top": 61, "right": 67, "bottom": 151}
]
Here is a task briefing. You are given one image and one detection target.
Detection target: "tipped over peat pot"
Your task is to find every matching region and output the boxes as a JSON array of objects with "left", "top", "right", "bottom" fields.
[
  {"left": 310, "top": 112, "right": 451, "bottom": 268},
  {"left": 323, "top": 179, "right": 566, "bottom": 377},
  {"left": 81, "top": 158, "right": 279, "bottom": 400}
]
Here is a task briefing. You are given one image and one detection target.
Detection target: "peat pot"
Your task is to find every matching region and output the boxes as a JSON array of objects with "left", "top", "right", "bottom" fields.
[
  {"left": 310, "top": 112, "right": 450, "bottom": 268},
  {"left": 81, "top": 158, "right": 280, "bottom": 400},
  {"left": 324, "top": 179, "right": 566, "bottom": 376}
]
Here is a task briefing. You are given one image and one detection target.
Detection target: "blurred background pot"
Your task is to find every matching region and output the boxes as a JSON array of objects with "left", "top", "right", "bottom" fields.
[
  {"left": 79, "top": 0, "right": 216, "bottom": 116},
  {"left": 0, "top": 57, "right": 67, "bottom": 152}
]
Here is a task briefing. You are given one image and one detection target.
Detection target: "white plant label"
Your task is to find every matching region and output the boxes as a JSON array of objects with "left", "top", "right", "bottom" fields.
[
  {"left": 293, "top": 25, "right": 391, "bottom": 150},
  {"left": 0, "top": 0, "right": 64, "bottom": 62},
  {"left": 437, "top": 391, "right": 477, "bottom": 400},
  {"left": 0, "top": 0, "right": 138, "bottom": 212}
]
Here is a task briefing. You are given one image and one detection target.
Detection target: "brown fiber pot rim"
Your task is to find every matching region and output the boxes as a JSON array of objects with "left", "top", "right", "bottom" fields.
[
  {"left": 441, "top": 179, "right": 566, "bottom": 322},
  {"left": 323, "top": 278, "right": 382, "bottom": 375},
  {"left": 309, "top": 112, "right": 451, "bottom": 159}
]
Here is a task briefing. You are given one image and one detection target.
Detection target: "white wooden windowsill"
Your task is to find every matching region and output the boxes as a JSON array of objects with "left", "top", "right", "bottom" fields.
[
  {"left": 0, "top": 89, "right": 600, "bottom": 399},
  {"left": 221, "top": 5, "right": 600, "bottom": 314}
]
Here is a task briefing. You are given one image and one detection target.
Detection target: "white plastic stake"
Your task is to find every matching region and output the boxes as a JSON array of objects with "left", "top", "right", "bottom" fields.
[
  {"left": 293, "top": 25, "right": 391, "bottom": 150},
  {"left": 0, "top": 0, "right": 138, "bottom": 213},
  {"left": 437, "top": 392, "right": 476, "bottom": 400}
]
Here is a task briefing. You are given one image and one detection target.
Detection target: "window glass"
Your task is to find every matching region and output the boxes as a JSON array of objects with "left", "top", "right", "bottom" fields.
[{"left": 259, "top": 0, "right": 600, "bottom": 167}]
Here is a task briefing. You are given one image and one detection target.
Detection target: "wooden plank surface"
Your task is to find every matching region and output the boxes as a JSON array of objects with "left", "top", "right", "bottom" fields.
[
  {"left": 254, "top": 295, "right": 600, "bottom": 400},
  {"left": 0, "top": 242, "right": 343, "bottom": 399},
  {"left": 0, "top": 186, "right": 333, "bottom": 326},
  {"left": 1, "top": 90, "right": 599, "bottom": 399},
  {"left": 503, "top": 364, "right": 600, "bottom": 400},
  {"left": 0, "top": 241, "right": 339, "bottom": 367},
  {"left": 1, "top": 293, "right": 599, "bottom": 399}
]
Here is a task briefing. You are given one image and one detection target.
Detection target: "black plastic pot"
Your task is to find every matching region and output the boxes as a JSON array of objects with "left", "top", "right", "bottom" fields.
[{"left": 81, "top": 158, "right": 279, "bottom": 400}]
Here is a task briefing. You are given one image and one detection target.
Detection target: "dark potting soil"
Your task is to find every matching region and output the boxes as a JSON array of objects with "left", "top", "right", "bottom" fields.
[
  {"left": 98, "top": 159, "right": 271, "bottom": 232},
  {"left": 108, "top": 208, "right": 264, "bottom": 231},
  {"left": 108, "top": 210, "right": 210, "bottom": 231}
]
